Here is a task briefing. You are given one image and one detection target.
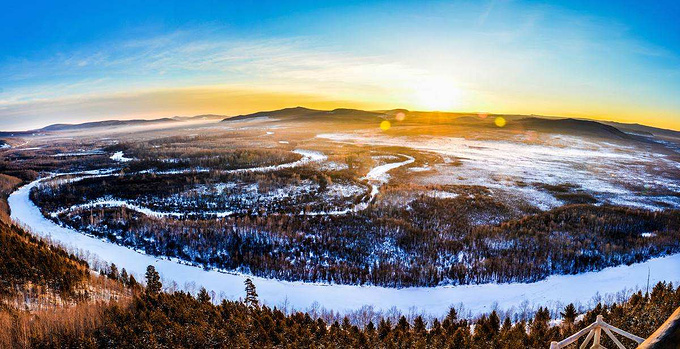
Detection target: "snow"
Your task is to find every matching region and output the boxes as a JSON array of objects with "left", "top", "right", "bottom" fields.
[
  {"left": 110, "top": 151, "right": 133, "bottom": 162},
  {"left": 409, "top": 166, "right": 431, "bottom": 172},
  {"left": 318, "top": 161, "right": 349, "bottom": 171},
  {"left": 52, "top": 150, "right": 105, "bottom": 157},
  {"left": 426, "top": 190, "right": 459, "bottom": 199},
  {"left": 51, "top": 198, "right": 185, "bottom": 219},
  {"left": 318, "top": 132, "right": 680, "bottom": 211},
  {"left": 9, "top": 178, "right": 680, "bottom": 318},
  {"left": 226, "top": 149, "right": 326, "bottom": 174},
  {"left": 363, "top": 154, "right": 415, "bottom": 201}
]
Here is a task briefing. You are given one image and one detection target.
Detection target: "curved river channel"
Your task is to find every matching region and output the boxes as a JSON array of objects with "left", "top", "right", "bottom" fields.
[{"left": 8, "top": 151, "right": 680, "bottom": 317}]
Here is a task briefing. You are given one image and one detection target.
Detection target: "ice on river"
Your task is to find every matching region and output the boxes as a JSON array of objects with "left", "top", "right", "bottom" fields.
[{"left": 9, "top": 178, "right": 680, "bottom": 318}]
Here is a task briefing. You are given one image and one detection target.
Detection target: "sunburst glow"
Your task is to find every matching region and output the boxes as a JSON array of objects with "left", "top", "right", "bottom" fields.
[{"left": 412, "top": 79, "right": 462, "bottom": 111}]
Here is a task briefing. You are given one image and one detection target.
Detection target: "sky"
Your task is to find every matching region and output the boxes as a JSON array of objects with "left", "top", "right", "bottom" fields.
[{"left": 1, "top": 0, "right": 679, "bottom": 131}]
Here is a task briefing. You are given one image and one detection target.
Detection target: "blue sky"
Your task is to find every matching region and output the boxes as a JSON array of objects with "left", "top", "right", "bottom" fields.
[{"left": 1, "top": 0, "right": 679, "bottom": 130}]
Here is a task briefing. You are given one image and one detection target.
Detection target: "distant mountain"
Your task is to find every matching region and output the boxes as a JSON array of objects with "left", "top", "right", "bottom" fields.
[
  {"left": 38, "top": 118, "right": 182, "bottom": 132},
  {"left": 511, "top": 117, "right": 632, "bottom": 139},
  {"left": 1, "top": 114, "right": 227, "bottom": 135},
  {"left": 4, "top": 106, "right": 675, "bottom": 142},
  {"left": 601, "top": 121, "right": 680, "bottom": 139},
  {"left": 222, "top": 107, "right": 656, "bottom": 140},
  {"left": 222, "top": 107, "right": 387, "bottom": 123},
  {"left": 171, "top": 114, "right": 227, "bottom": 121}
]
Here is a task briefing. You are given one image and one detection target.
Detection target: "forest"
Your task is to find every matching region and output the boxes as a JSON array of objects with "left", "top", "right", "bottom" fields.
[
  {"left": 1, "top": 171, "right": 678, "bottom": 347},
  {"left": 37, "top": 178, "right": 680, "bottom": 287},
  {"left": 2, "top": 239, "right": 678, "bottom": 348},
  {"left": 7, "top": 131, "right": 680, "bottom": 289}
]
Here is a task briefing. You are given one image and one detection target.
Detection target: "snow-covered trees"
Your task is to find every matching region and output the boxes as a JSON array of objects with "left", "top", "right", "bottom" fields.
[{"left": 50, "top": 199, "right": 680, "bottom": 288}]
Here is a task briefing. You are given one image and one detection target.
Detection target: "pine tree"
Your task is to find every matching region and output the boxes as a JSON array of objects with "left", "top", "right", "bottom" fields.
[
  {"left": 413, "top": 316, "right": 426, "bottom": 334},
  {"left": 378, "top": 318, "right": 391, "bottom": 340},
  {"left": 129, "top": 274, "right": 138, "bottom": 288},
  {"left": 145, "top": 265, "right": 162, "bottom": 295},
  {"left": 445, "top": 307, "right": 458, "bottom": 323},
  {"left": 366, "top": 321, "right": 375, "bottom": 337},
  {"left": 451, "top": 326, "right": 471, "bottom": 348},
  {"left": 529, "top": 307, "right": 551, "bottom": 347},
  {"left": 397, "top": 316, "right": 410, "bottom": 331},
  {"left": 244, "top": 278, "right": 259, "bottom": 308},
  {"left": 120, "top": 268, "right": 129, "bottom": 285},
  {"left": 108, "top": 263, "right": 119, "bottom": 280},
  {"left": 561, "top": 303, "right": 577, "bottom": 328},
  {"left": 197, "top": 287, "right": 211, "bottom": 304},
  {"left": 488, "top": 310, "right": 501, "bottom": 335}
]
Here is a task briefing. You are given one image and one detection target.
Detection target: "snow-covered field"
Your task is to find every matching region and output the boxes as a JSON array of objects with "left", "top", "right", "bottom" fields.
[
  {"left": 10, "top": 177, "right": 680, "bottom": 318},
  {"left": 318, "top": 132, "right": 680, "bottom": 211}
]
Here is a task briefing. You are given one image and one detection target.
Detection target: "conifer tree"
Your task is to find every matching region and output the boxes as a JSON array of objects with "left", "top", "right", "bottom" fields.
[
  {"left": 413, "top": 316, "right": 426, "bottom": 334},
  {"left": 120, "top": 268, "right": 129, "bottom": 285},
  {"left": 244, "top": 278, "right": 259, "bottom": 308},
  {"left": 561, "top": 303, "right": 577, "bottom": 333},
  {"left": 145, "top": 265, "right": 162, "bottom": 295},
  {"left": 108, "top": 263, "right": 119, "bottom": 280},
  {"left": 197, "top": 287, "right": 211, "bottom": 304}
]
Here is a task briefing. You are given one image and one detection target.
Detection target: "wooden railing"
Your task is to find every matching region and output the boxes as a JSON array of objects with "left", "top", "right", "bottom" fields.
[{"left": 550, "top": 315, "right": 645, "bottom": 349}]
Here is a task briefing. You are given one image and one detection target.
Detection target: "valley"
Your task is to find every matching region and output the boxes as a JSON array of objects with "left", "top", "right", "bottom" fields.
[{"left": 3, "top": 107, "right": 680, "bottom": 319}]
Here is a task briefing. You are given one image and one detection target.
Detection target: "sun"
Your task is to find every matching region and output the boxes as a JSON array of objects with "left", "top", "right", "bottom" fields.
[{"left": 413, "top": 79, "right": 462, "bottom": 111}]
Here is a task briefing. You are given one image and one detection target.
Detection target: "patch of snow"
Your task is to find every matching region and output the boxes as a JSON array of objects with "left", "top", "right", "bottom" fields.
[
  {"left": 426, "top": 190, "right": 459, "bottom": 199},
  {"left": 363, "top": 154, "right": 415, "bottom": 201},
  {"left": 52, "top": 198, "right": 184, "bottom": 219},
  {"left": 110, "top": 151, "right": 134, "bottom": 162},
  {"left": 52, "top": 150, "right": 105, "bottom": 157},
  {"left": 318, "top": 161, "right": 349, "bottom": 171},
  {"left": 409, "top": 166, "right": 431, "bottom": 172}
]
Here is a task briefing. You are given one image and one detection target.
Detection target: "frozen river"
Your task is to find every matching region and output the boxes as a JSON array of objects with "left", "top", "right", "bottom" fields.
[{"left": 9, "top": 175, "right": 680, "bottom": 318}]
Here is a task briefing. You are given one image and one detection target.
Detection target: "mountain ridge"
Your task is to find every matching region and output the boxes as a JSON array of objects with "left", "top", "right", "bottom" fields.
[{"left": 3, "top": 107, "right": 678, "bottom": 141}]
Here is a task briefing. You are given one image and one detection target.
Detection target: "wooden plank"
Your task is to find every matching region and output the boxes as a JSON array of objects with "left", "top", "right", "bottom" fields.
[
  {"left": 602, "top": 322, "right": 645, "bottom": 343},
  {"left": 579, "top": 329, "right": 596, "bottom": 349},
  {"left": 557, "top": 322, "right": 598, "bottom": 347},
  {"left": 603, "top": 327, "right": 626, "bottom": 349}
]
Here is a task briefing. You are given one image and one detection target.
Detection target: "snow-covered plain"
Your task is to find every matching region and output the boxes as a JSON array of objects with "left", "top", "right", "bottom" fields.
[
  {"left": 10, "top": 177, "right": 680, "bottom": 318},
  {"left": 318, "top": 132, "right": 680, "bottom": 211}
]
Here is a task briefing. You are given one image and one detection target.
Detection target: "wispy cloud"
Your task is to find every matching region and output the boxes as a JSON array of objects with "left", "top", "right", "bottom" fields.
[{"left": 1, "top": 1, "right": 679, "bottom": 130}]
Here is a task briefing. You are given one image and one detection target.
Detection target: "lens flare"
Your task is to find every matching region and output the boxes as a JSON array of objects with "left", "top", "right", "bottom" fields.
[
  {"left": 395, "top": 112, "right": 406, "bottom": 121},
  {"left": 494, "top": 117, "right": 506, "bottom": 127},
  {"left": 380, "top": 120, "right": 391, "bottom": 131}
]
